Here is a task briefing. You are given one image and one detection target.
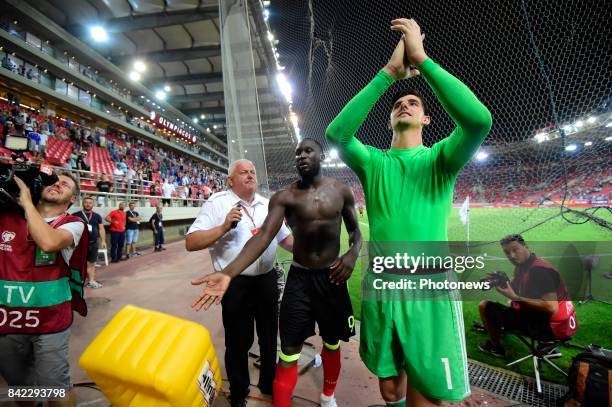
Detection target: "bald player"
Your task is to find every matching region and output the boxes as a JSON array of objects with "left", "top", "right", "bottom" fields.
[{"left": 192, "top": 138, "right": 362, "bottom": 407}]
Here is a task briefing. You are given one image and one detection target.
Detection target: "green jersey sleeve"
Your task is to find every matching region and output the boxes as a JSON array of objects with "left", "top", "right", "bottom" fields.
[
  {"left": 325, "top": 70, "right": 395, "bottom": 170},
  {"left": 419, "top": 59, "right": 492, "bottom": 174}
]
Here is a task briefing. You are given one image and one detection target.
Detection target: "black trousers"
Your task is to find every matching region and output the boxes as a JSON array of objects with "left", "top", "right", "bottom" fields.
[
  {"left": 110, "top": 231, "right": 125, "bottom": 261},
  {"left": 221, "top": 270, "right": 278, "bottom": 400},
  {"left": 154, "top": 228, "right": 164, "bottom": 247}
]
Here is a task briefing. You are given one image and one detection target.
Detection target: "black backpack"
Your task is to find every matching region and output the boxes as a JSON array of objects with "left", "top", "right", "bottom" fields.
[{"left": 562, "top": 344, "right": 611, "bottom": 407}]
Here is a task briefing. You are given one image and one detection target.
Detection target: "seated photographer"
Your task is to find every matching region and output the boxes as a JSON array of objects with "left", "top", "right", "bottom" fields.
[
  {"left": 0, "top": 171, "right": 88, "bottom": 406},
  {"left": 478, "top": 234, "right": 576, "bottom": 357}
]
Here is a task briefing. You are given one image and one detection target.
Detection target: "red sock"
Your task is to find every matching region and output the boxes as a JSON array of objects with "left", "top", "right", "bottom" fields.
[
  {"left": 273, "top": 363, "right": 298, "bottom": 407},
  {"left": 321, "top": 347, "right": 341, "bottom": 396}
]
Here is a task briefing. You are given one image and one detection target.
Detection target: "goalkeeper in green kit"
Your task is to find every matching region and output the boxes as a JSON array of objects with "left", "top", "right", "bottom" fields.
[{"left": 325, "top": 19, "right": 492, "bottom": 406}]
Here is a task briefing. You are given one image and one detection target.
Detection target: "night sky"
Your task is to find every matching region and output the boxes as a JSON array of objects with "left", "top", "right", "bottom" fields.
[{"left": 269, "top": 0, "right": 611, "bottom": 152}]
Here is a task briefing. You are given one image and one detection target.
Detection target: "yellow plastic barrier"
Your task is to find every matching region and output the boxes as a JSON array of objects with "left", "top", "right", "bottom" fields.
[{"left": 79, "top": 305, "right": 222, "bottom": 407}]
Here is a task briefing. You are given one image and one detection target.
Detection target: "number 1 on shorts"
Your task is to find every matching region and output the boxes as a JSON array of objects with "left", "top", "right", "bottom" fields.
[{"left": 441, "top": 358, "right": 453, "bottom": 389}]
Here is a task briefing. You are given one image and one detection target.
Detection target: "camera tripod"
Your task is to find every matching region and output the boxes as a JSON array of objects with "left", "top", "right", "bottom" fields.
[{"left": 579, "top": 255, "right": 611, "bottom": 305}]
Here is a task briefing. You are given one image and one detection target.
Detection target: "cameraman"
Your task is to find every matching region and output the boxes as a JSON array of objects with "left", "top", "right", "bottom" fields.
[
  {"left": 0, "top": 172, "right": 88, "bottom": 406},
  {"left": 478, "top": 234, "right": 573, "bottom": 357}
]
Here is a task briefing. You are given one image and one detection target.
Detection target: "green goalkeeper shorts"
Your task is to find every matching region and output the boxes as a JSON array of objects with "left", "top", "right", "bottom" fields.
[{"left": 359, "top": 271, "right": 470, "bottom": 401}]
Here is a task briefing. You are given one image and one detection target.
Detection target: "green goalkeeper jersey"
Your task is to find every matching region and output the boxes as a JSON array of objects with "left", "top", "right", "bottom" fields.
[{"left": 325, "top": 58, "right": 492, "bottom": 242}]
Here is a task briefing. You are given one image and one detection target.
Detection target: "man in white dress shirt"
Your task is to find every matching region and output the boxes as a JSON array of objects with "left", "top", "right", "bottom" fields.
[{"left": 186, "top": 159, "right": 293, "bottom": 407}]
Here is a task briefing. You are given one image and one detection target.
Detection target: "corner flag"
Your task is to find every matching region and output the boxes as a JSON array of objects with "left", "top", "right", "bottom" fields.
[{"left": 459, "top": 196, "right": 470, "bottom": 225}]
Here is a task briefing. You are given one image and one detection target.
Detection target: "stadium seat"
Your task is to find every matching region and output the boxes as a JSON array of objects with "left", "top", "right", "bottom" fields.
[
  {"left": 80, "top": 305, "right": 222, "bottom": 407},
  {"left": 45, "top": 137, "right": 75, "bottom": 166},
  {"left": 88, "top": 145, "right": 115, "bottom": 174}
]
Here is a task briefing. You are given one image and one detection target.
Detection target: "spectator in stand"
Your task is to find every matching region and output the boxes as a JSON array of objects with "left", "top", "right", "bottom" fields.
[
  {"left": 105, "top": 201, "right": 127, "bottom": 263},
  {"left": 127, "top": 166, "right": 136, "bottom": 195},
  {"left": 70, "top": 149, "right": 78, "bottom": 170},
  {"left": 46, "top": 116, "right": 55, "bottom": 134},
  {"left": 76, "top": 151, "right": 90, "bottom": 172},
  {"left": 86, "top": 132, "right": 95, "bottom": 149},
  {"left": 162, "top": 178, "right": 175, "bottom": 207},
  {"left": 150, "top": 180, "right": 160, "bottom": 207},
  {"left": 62, "top": 158, "right": 72, "bottom": 170},
  {"left": 73, "top": 197, "right": 106, "bottom": 288},
  {"left": 125, "top": 202, "right": 142, "bottom": 258},
  {"left": 27, "top": 124, "right": 40, "bottom": 155},
  {"left": 119, "top": 158, "right": 128, "bottom": 174},
  {"left": 96, "top": 174, "right": 113, "bottom": 207},
  {"left": 150, "top": 205, "right": 165, "bottom": 251},
  {"left": 2, "top": 54, "right": 16, "bottom": 71},
  {"left": 38, "top": 128, "right": 48, "bottom": 157},
  {"left": 180, "top": 184, "right": 189, "bottom": 206},
  {"left": 137, "top": 166, "right": 146, "bottom": 195},
  {"left": 71, "top": 129, "right": 81, "bottom": 151},
  {"left": 195, "top": 188, "right": 202, "bottom": 206},
  {"left": 113, "top": 163, "right": 124, "bottom": 194},
  {"left": 2, "top": 120, "right": 14, "bottom": 139},
  {"left": 82, "top": 128, "right": 91, "bottom": 145},
  {"left": 24, "top": 120, "right": 33, "bottom": 134}
]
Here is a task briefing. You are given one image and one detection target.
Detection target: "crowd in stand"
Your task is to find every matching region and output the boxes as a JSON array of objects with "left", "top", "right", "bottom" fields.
[
  {"left": 0, "top": 94, "right": 228, "bottom": 205},
  {"left": 455, "top": 155, "right": 612, "bottom": 204},
  {"left": 265, "top": 157, "right": 612, "bottom": 207},
  {"left": 1, "top": 93, "right": 609, "bottom": 208}
]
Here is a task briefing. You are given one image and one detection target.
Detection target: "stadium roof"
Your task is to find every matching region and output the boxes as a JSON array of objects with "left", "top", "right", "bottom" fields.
[{"left": 1, "top": 0, "right": 296, "bottom": 147}]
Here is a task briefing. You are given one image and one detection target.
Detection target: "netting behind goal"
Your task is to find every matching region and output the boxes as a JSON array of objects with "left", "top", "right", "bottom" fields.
[{"left": 267, "top": 0, "right": 611, "bottom": 241}]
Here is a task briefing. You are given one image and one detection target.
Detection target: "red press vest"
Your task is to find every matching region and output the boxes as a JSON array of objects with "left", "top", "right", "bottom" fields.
[
  {"left": 512, "top": 257, "right": 578, "bottom": 339},
  {"left": 0, "top": 211, "right": 88, "bottom": 334}
]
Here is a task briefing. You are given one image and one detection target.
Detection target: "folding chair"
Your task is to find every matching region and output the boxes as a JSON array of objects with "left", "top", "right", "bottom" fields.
[{"left": 507, "top": 333, "right": 570, "bottom": 393}]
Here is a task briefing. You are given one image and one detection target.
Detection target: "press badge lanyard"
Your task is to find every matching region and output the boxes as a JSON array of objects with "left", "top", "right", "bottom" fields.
[
  {"left": 80, "top": 211, "right": 94, "bottom": 233},
  {"left": 83, "top": 212, "right": 93, "bottom": 224},
  {"left": 239, "top": 204, "right": 257, "bottom": 229},
  {"left": 240, "top": 203, "right": 262, "bottom": 274}
]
